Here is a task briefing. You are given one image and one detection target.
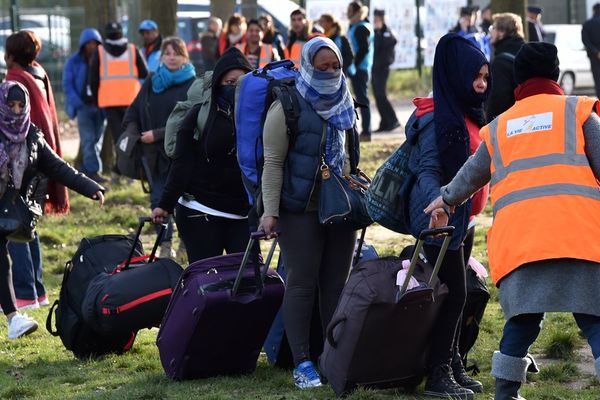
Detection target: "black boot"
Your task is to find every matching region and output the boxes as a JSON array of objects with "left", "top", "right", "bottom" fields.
[
  {"left": 423, "top": 364, "right": 475, "bottom": 399},
  {"left": 495, "top": 378, "right": 525, "bottom": 400},
  {"left": 451, "top": 353, "right": 483, "bottom": 393}
]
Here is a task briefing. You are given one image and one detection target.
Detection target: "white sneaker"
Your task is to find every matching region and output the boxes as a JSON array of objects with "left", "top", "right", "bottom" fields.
[{"left": 8, "top": 313, "right": 38, "bottom": 339}]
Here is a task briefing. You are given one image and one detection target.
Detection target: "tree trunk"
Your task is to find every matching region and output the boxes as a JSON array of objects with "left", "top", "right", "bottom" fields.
[
  {"left": 72, "top": 0, "right": 120, "bottom": 174},
  {"left": 491, "top": 0, "right": 528, "bottom": 38},
  {"left": 143, "top": 0, "right": 178, "bottom": 37},
  {"left": 211, "top": 0, "right": 236, "bottom": 22},
  {"left": 240, "top": 0, "right": 258, "bottom": 21}
]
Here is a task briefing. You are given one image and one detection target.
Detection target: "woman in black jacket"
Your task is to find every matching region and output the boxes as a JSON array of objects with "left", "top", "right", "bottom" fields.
[
  {"left": 0, "top": 81, "right": 103, "bottom": 339},
  {"left": 123, "top": 37, "right": 196, "bottom": 258},
  {"left": 151, "top": 47, "right": 253, "bottom": 263}
]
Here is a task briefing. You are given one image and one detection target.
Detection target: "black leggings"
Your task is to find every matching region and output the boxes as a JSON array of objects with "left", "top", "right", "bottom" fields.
[
  {"left": 278, "top": 211, "right": 357, "bottom": 366},
  {"left": 174, "top": 203, "right": 250, "bottom": 263},
  {"left": 424, "top": 243, "right": 467, "bottom": 367},
  {"left": 0, "top": 237, "right": 17, "bottom": 315}
]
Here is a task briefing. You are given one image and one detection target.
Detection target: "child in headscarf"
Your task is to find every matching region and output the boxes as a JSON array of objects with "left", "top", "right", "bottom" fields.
[{"left": 0, "top": 81, "right": 105, "bottom": 339}]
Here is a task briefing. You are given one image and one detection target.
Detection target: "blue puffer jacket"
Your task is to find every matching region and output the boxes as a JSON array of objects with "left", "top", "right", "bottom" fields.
[
  {"left": 62, "top": 28, "right": 102, "bottom": 119},
  {"left": 406, "top": 109, "right": 471, "bottom": 250}
]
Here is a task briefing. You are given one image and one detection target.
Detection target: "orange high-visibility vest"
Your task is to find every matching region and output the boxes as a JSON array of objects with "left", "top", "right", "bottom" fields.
[
  {"left": 236, "top": 43, "right": 273, "bottom": 68},
  {"left": 285, "top": 40, "right": 305, "bottom": 68},
  {"left": 97, "top": 44, "right": 141, "bottom": 108},
  {"left": 481, "top": 94, "right": 600, "bottom": 284}
]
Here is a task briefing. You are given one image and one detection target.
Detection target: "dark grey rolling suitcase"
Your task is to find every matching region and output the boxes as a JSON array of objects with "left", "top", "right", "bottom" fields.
[{"left": 319, "top": 227, "right": 454, "bottom": 397}]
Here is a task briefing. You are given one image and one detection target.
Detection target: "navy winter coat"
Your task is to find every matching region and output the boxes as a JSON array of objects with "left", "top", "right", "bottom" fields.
[{"left": 406, "top": 109, "right": 471, "bottom": 250}]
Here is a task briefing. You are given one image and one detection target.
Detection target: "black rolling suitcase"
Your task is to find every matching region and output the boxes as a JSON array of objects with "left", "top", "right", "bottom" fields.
[{"left": 319, "top": 227, "right": 454, "bottom": 397}]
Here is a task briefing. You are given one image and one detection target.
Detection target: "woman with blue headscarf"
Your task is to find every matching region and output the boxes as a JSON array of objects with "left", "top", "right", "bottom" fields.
[
  {"left": 405, "top": 33, "right": 491, "bottom": 399},
  {"left": 259, "top": 36, "right": 357, "bottom": 389}
]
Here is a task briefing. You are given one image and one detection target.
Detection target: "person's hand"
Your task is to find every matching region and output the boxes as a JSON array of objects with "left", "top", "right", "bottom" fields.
[
  {"left": 424, "top": 195, "right": 455, "bottom": 215},
  {"left": 258, "top": 216, "right": 278, "bottom": 239},
  {"left": 152, "top": 207, "right": 169, "bottom": 224},
  {"left": 140, "top": 130, "right": 155, "bottom": 144},
  {"left": 428, "top": 208, "right": 449, "bottom": 229},
  {"left": 91, "top": 191, "right": 105, "bottom": 207}
]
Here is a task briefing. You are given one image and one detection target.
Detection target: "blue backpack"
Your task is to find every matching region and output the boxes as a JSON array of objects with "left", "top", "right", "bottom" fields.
[{"left": 235, "top": 60, "right": 299, "bottom": 205}]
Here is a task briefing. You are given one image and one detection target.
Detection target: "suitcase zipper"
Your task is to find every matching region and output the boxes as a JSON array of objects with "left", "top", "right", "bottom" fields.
[{"left": 101, "top": 288, "right": 173, "bottom": 315}]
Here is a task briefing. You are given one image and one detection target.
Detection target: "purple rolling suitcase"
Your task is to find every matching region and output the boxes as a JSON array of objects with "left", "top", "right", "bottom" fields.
[{"left": 156, "top": 232, "right": 284, "bottom": 380}]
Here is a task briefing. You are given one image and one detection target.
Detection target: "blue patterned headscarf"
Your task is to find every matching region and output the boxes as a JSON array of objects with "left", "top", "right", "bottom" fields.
[
  {"left": 295, "top": 37, "right": 355, "bottom": 175},
  {"left": 295, "top": 37, "right": 356, "bottom": 131}
]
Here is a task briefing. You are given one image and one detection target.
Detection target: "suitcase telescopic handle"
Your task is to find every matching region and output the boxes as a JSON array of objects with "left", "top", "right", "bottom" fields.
[
  {"left": 231, "top": 231, "right": 279, "bottom": 297},
  {"left": 122, "top": 216, "right": 170, "bottom": 270},
  {"left": 398, "top": 226, "right": 455, "bottom": 297}
]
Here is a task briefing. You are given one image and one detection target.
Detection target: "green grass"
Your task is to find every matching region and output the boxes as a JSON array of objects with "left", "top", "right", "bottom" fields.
[{"left": 0, "top": 139, "right": 598, "bottom": 399}]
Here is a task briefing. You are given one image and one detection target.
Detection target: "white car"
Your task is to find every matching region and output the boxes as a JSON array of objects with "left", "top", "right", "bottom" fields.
[{"left": 544, "top": 24, "right": 594, "bottom": 95}]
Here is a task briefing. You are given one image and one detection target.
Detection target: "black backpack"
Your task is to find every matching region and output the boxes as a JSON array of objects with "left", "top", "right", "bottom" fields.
[{"left": 46, "top": 234, "right": 143, "bottom": 358}]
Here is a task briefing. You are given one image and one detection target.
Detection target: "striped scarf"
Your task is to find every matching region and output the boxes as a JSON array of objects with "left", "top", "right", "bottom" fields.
[{"left": 295, "top": 37, "right": 355, "bottom": 175}]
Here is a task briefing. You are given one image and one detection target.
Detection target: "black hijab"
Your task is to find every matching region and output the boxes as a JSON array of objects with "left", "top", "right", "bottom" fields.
[{"left": 432, "top": 33, "right": 490, "bottom": 182}]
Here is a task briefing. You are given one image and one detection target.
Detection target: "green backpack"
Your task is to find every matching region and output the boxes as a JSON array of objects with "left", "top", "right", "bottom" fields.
[{"left": 164, "top": 71, "right": 213, "bottom": 158}]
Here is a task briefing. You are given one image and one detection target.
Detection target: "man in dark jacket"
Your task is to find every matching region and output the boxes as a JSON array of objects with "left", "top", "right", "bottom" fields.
[
  {"left": 371, "top": 9, "right": 400, "bottom": 132},
  {"left": 88, "top": 22, "right": 148, "bottom": 179},
  {"left": 582, "top": 3, "right": 600, "bottom": 98},
  {"left": 138, "top": 19, "right": 162, "bottom": 72},
  {"left": 62, "top": 28, "right": 106, "bottom": 183},
  {"left": 526, "top": 5, "right": 545, "bottom": 42},
  {"left": 347, "top": 1, "right": 374, "bottom": 141},
  {"left": 200, "top": 17, "right": 222, "bottom": 71},
  {"left": 486, "top": 12, "right": 525, "bottom": 121}
]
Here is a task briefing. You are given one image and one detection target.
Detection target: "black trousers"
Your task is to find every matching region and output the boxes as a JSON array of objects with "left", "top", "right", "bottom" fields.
[
  {"left": 591, "top": 56, "right": 600, "bottom": 99},
  {"left": 0, "top": 237, "right": 17, "bottom": 315},
  {"left": 423, "top": 243, "right": 467, "bottom": 367},
  {"left": 104, "top": 106, "right": 127, "bottom": 173},
  {"left": 174, "top": 203, "right": 250, "bottom": 264},
  {"left": 372, "top": 66, "right": 399, "bottom": 130},
  {"left": 278, "top": 211, "right": 356, "bottom": 366},
  {"left": 350, "top": 69, "right": 372, "bottom": 136}
]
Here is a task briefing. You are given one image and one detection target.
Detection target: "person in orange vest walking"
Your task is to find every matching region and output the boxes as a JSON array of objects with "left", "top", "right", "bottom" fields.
[
  {"left": 286, "top": 8, "right": 310, "bottom": 68},
  {"left": 236, "top": 19, "right": 279, "bottom": 69},
  {"left": 425, "top": 42, "right": 600, "bottom": 400},
  {"left": 88, "top": 22, "right": 148, "bottom": 179}
]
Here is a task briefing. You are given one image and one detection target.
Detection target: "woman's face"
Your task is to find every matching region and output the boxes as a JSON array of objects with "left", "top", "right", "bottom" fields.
[
  {"left": 473, "top": 64, "right": 489, "bottom": 94},
  {"left": 312, "top": 48, "right": 340, "bottom": 73},
  {"left": 220, "top": 68, "right": 245, "bottom": 86},
  {"left": 8, "top": 100, "right": 25, "bottom": 114},
  {"left": 318, "top": 17, "right": 332, "bottom": 31},
  {"left": 229, "top": 24, "right": 241, "bottom": 36},
  {"left": 161, "top": 44, "right": 186, "bottom": 71}
]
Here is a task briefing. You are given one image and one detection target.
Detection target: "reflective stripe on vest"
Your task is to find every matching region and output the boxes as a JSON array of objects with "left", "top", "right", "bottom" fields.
[
  {"left": 236, "top": 43, "right": 273, "bottom": 68},
  {"left": 489, "top": 96, "right": 594, "bottom": 217},
  {"left": 285, "top": 41, "right": 305, "bottom": 68},
  {"left": 481, "top": 94, "right": 600, "bottom": 284},
  {"left": 98, "top": 44, "right": 141, "bottom": 108}
]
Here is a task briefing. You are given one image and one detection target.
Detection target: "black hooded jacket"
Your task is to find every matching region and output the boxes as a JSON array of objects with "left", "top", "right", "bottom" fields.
[
  {"left": 486, "top": 35, "right": 525, "bottom": 121},
  {"left": 158, "top": 48, "right": 254, "bottom": 215}
]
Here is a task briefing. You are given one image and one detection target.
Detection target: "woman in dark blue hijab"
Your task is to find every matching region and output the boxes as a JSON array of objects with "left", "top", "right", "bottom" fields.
[{"left": 405, "top": 33, "right": 490, "bottom": 399}]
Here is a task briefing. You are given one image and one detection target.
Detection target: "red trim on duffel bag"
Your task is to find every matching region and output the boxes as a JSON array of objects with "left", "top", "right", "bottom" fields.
[
  {"left": 101, "top": 288, "right": 173, "bottom": 315},
  {"left": 113, "top": 254, "right": 156, "bottom": 274},
  {"left": 123, "top": 332, "right": 136, "bottom": 351}
]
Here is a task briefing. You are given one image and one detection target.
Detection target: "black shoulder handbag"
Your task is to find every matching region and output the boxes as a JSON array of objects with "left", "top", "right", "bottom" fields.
[
  {"left": 0, "top": 186, "right": 43, "bottom": 242},
  {"left": 318, "top": 159, "right": 373, "bottom": 231}
]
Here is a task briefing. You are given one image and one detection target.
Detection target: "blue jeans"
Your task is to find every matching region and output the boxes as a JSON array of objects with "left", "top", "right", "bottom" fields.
[
  {"left": 77, "top": 104, "right": 106, "bottom": 175},
  {"left": 500, "top": 313, "right": 600, "bottom": 359},
  {"left": 350, "top": 68, "right": 371, "bottom": 135},
  {"left": 9, "top": 233, "right": 44, "bottom": 300}
]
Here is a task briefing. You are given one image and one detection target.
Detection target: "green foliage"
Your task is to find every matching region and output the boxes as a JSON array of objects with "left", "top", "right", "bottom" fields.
[{"left": 386, "top": 68, "right": 433, "bottom": 100}]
